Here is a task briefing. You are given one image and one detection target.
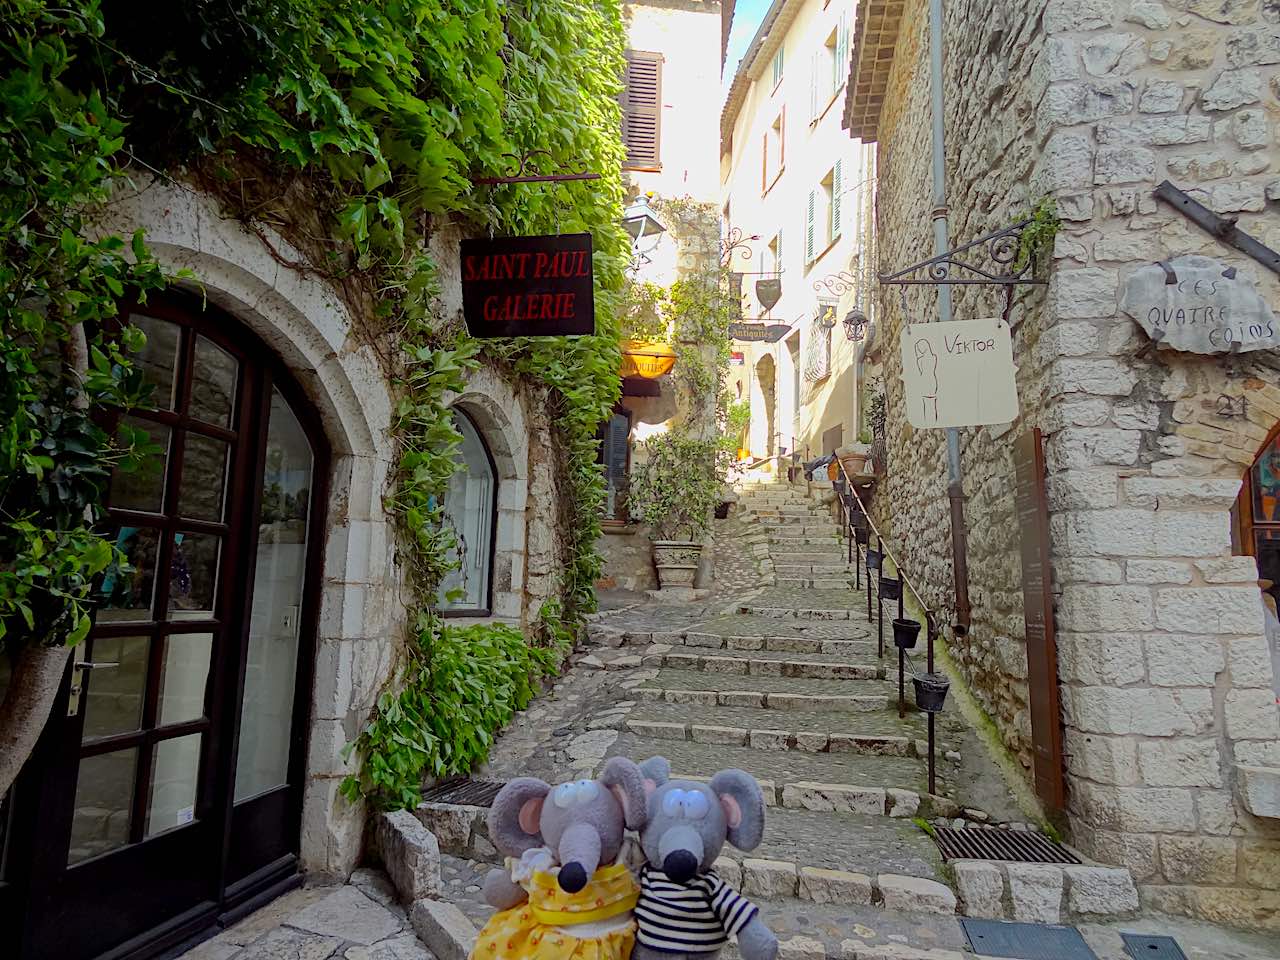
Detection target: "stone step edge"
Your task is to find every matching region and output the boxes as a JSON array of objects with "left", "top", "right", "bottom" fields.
[
  {"left": 950, "top": 857, "right": 1139, "bottom": 926},
  {"left": 633, "top": 685, "right": 895, "bottom": 712},
  {"left": 642, "top": 651, "right": 885, "bottom": 680},
  {"left": 588, "top": 626, "right": 878, "bottom": 652},
  {"left": 740, "top": 604, "right": 869, "bottom": 620},
  {"left": 623, "top": 718, "right": 929, "bottom": 760}
]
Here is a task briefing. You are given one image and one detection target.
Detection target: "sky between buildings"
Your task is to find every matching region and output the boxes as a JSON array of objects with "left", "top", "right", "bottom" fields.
[{"left": 723, "top": 0, "right": 772, "bottom": 89}]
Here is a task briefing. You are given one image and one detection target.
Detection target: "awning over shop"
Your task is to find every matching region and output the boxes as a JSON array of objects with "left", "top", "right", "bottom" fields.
[{"left": 619, "top": 340, "right": 676, "bottom": 379}]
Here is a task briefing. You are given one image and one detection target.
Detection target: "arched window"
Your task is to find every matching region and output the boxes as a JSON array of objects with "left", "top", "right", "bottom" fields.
[{"left": 439, "top": 409, "right": 497, "bottom": 614}]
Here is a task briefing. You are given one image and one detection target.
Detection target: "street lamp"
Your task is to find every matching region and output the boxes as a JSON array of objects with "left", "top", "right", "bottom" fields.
[
  {"left": 843, "top": 305, "right": 868, "bottom": 342},
  {"left": 622, "top": 195, "right": 666, "bottom": 269}
]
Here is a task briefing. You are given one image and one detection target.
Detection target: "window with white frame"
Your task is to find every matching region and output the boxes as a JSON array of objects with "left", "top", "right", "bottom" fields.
[
  {"left": 762, "top": 109, "right": 785, "bottom": 191},
  {"left": 810, "top": 13, "right": 850, "bottom": 120},
  {"left": 771, "top": 45, "right": 784, "bottom": 89}
]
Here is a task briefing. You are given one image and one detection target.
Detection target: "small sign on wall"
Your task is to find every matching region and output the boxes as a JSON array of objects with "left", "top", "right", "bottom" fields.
[
  {"left": 460, "top": 233, "right": 595, "bottom": 337},
  {"left": 899, "top": 317, "right": 1019, "bottom": 428},
  {"left": 1119, "top": 255, "right": 1278, "bottom": 353}
]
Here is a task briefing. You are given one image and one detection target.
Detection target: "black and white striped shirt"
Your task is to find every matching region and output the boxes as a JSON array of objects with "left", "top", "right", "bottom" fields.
[{"left": 635, "top": 864, "right": 759, "bottom": 953}]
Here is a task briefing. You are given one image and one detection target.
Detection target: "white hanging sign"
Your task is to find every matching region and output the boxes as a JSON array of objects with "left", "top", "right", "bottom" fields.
[
  {"left": 1119, "top": 255, "right": 1278, "bottom": 354},
  {"left": 899, "top": 317, "right": 1019, "bottom": 429}
]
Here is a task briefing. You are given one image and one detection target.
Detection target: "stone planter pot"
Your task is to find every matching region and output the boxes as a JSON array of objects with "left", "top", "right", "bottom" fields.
[
  {"left": 839, "top": 451, "right": 870, "bottom": 477},
  {"left": 912, "top": 672, "right": 950, "bottom": 713},
  {"left": 892, "top": 618, "right": 921, "bottom": 650},
  {"left": 652, "top": 540, "right": 703, "bottom": 590}
]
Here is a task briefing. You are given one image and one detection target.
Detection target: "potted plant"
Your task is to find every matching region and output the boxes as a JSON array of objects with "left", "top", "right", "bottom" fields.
[
  {"left": 838, "top": 439, "right": 872, "bottom": 478},
  {"left": 628, "top": 431, "right": 725, "bottom": 590}
]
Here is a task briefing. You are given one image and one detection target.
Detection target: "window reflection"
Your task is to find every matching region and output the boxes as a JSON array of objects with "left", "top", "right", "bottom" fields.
[{"left": 438, "top": 410, "right": 496, "bottom": 612}]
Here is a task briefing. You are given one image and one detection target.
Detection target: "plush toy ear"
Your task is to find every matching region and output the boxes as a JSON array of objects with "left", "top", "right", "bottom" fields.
[
  {"left": 601, "top": 756, "right": 648, "bottom": 830},
  {"left": 639, "top": 756, "right": 671, "bottom": 796},
  {"left": 710, "top": 768, "right": 765, "bottom": 851},
  {"left": 488, "top": 777, "right": 551, "bottom": 856}
]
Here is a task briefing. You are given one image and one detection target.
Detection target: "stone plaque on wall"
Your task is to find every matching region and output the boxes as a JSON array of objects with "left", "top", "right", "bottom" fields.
[{"left": 1119, "top": 255, "right": 1278, "bottom": 354}]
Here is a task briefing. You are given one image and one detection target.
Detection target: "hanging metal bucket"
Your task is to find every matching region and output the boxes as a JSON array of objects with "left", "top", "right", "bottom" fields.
[
  {"left": 879, "top": 576, "right": 902, "bottom": 601},
  {"left": 854, "top": 525, "right": 870, "bottom": 545},
  {"left": 913, "top": 672, "right": 950, "bottom": 713},
  {"left": 866, "top": 549, "right": 882, "bottom": 571},
  {"left": 892, "top": 617, "right": 921, "bottom": 650}
]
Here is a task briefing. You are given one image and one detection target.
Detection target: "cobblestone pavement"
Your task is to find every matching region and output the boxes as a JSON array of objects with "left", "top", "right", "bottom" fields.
[{"left": 179, "top": 878, "right": 435, "bottom": 960}]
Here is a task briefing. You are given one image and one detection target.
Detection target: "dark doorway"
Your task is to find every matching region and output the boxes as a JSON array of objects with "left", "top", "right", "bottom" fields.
[{"left": 2, "top": 295, "right": 329, "bottom": 960}]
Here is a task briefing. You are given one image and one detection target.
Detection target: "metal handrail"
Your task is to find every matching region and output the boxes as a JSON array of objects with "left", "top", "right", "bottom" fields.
[{"left": 832, "top": 455, "right": 944, "bottom": 795}]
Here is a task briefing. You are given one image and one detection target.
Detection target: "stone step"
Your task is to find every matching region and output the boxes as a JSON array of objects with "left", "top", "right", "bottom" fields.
[
  {"left": 676, "top": 613, "right": 878, "bottom": 643},
  {"left": 628, "top": 699, "right": 927, "bottom": 742},
  {"left": 643, "top": 650, "right": 885, "bottom": 680},
  {"left": 741, "top": 603, "right": 866, "bottom": 620},
  {"left": 593, "top": 620, "right": 879, "bottom": 650},
  {"left": 634, "top": 685, "right": 894, "bottom": 713},
  {"left": 769, "top": 535, "right": 844, "bottom": 546},
  {"left": 623, "top": 718, "right": 924, "bottom": 759},
  {"left": 776, "top": 577, "right": 856, "bottom": 589},
  {"left": 764, "top": 551, "right": 849, "bottom": 565},
  {"left": 650, "top": 630, "right": 879, "bottom": 657},
  {"left": 766, "top": 525, "right": 842, "bottom": 536},
  {"left": 775, "top": 562, "right": 854, "bottom": 575},
  {"left": 607, "top": 730, "right": 930, "bottom": 799},
  {"left": 757, "top": 512, "right": 828, "bottom": 522},
  {"left": 641, "top": 666, "right": 895, "bottom": 699}
]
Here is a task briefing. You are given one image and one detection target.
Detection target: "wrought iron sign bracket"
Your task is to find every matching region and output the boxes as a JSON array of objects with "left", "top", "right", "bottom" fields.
[
  {"left": 1154, "top": 180, "right": 1280, "bottom": 278},
  {"left": 472, "top": 150, "right": 601, "bottom": 185},
  {"left": 878, "top": 217, "right": 1047, "bottom": 286}
]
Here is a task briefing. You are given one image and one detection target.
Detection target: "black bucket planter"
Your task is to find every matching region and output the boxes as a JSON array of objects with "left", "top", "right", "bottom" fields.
[
  {"left": 878, "top": 577, "right": 902, "bottom": 601},
  {"left": 913, "top": 672, "right": 950, "bottom": 713},
  {"left": 866, "top": 549, "right": 882, "bottom": 571},
  {"left": 714, "top": 501, "right": 731, "bottom": 520},
  {"left": 892, "top": 617, "right": 921, "bottom": 649},
  {"left": 854, "top": 525, "right": 870, "bottom": 545}
]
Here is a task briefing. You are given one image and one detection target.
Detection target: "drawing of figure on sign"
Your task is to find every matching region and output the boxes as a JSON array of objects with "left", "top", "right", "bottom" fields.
[
  {"left": 913, "top": 339, "right": 939, "bottom": 424},
  {"left": 899, "top": 317, "right": 1019, "bottom": 429}
]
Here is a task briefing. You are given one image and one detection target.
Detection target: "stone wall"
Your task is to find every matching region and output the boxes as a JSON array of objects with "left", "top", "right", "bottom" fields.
[{"left": 870, "top": 0, "right": 1280, "bottom": 928}]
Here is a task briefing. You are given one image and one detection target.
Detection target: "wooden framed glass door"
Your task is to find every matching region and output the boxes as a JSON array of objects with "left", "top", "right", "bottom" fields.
[
  {"left": 1238, "top": 424, "right": 1280, "bottom": 600},
  {"left": 9, "top": 295, "right": 327, "bottom": 960}
]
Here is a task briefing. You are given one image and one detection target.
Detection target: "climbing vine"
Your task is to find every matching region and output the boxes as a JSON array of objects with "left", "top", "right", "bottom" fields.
[
  {"left": 0, "top": 0, "right": 631, "bottom": 805},
  {"left": 1016, "top": 197, "right": 1060, "bottom": 274}
]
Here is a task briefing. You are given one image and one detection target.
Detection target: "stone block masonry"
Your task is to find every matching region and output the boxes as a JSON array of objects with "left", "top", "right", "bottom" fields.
[{"left": 870, "top": 0, "right": 1280, "bottom": 931}]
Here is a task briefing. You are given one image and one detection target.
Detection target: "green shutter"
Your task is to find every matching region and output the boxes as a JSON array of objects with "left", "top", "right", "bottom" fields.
[
  {"left": 805, "top": 191, "right": 816, "bottom": 263},
  {"left": 831, "top": 160, "right": 843, "bottom": 239},
  {"left": 837, "top": 13, "right": 849, "bottom": 82}
]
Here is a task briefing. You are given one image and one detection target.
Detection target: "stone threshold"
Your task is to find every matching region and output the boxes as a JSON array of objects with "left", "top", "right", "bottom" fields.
[
  {"left": 633, "top": 686, "right": 892, "bottom": 712},
  {"left": 623, "top": 718, "right": 919, "bottom": 758},
  {"left": 641, "top": 651, "right": 884, "bottom": 680}
]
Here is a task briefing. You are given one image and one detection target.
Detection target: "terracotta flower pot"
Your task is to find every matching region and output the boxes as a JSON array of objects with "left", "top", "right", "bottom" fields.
[
  {"left": 839, "top": 451, "right": 870, "bottom": 476},
  {"left": 652, "top": 540, "right": 703, "bottom": 590}
]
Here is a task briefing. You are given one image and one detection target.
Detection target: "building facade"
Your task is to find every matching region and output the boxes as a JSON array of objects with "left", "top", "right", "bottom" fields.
[
  {"left": 846, "top": 0, "right": 1280, "bottom": 929},
  {"left": 721, "top": 0, "right": 876, "bottom": 471}
]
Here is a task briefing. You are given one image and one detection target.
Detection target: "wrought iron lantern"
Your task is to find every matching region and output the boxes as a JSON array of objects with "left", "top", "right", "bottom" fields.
[
  {"left": 622, "top": 195, "right": 666, "bottom": 270},
  {"left": 843, "top": 306, "right": 868, "bottom": 342}
]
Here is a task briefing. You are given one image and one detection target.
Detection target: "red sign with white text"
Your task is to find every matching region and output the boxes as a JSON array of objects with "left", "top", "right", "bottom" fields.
[{"left": 460, "top": 233, "right": 595, "bottom": 337}]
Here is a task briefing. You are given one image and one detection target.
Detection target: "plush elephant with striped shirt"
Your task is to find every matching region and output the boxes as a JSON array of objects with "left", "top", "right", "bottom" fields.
[{"left": 632, "top": 757, "right": 778, "bottom": 960}]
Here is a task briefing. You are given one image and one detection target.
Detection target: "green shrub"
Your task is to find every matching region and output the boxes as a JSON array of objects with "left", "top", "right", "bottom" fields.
[{"left": 628, "top": 431, "right": 725, "bottom": 541}]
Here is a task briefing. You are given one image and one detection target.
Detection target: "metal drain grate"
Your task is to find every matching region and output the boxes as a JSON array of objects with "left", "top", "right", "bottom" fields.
[
  {"left": 1121, "top": 933, "right": 1189, "bottom": 960},
  {"left": 960, "top": 919, "right": 1097, "bottom": 960},
  {"left": 421, "top": 777, "right": 507, "bottom": 808},
  {"left": 933, "top": 826, "right": 1081, "bottom": 864}
]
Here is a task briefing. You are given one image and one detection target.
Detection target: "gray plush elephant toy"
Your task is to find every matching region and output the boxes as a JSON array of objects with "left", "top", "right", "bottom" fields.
[
  {"left": 481, "top": 756, "right": 647, "bottom": 908},
  {"left": 632, "top": 757, "right": 778, "bottom": 960}
]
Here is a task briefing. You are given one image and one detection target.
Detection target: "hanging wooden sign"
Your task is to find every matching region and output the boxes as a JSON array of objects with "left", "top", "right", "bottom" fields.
[
  {"left": 899, "top": 317, "right": 1019, "bottom": 428},
  {"left": 729, "top": 322, "right": 790, "bottom": 342},
  {"left": 756, "top": 277, "right": 783, "bottom": 312},
  {"left": 460, "top": 233, "right": 595, "bottom": 337}
]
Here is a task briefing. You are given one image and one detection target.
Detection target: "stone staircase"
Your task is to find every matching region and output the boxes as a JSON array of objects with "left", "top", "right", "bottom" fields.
[{"left": 411, "top": 479, "right": 1140, "bottom": 957}]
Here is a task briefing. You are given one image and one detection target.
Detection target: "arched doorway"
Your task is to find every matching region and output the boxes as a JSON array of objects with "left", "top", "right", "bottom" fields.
[
  {"left": 751, "top": 354, "right": 776, "bottom": 459},
  {"left": 8, "top": 295, "right": 329, "bottom": 960},
  {"left": 439, "top": 408, "right": 498, "bottom": 615}
]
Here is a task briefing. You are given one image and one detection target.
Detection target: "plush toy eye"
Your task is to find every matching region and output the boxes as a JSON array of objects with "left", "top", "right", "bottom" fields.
[
  {"left": 553, "top": 782, "right": 577, "bottom": 809},
  {"left": 661, "top": 789, "right": 685, "bottom": 817},
  {"left": 683, "top": 791, "right": 710, "bottom": 819},
  {"left": 576, "top": 780, "right": 599, "bottom": 802}
]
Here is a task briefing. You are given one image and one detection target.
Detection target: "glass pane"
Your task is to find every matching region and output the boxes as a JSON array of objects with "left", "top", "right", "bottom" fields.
[
  {"left": 169, "top": 532, "right": 220, "bottom": 617},
  {"left": 129, "top": 314, "right": 179, "bottom": 411},
  {"left": 235, "top": 388, "right": 313, "bottom": 801},
  {"left": 108, "top": 417, "right": 170, "bottom": 514},
  {"left": 438, "top": 411, "right": 495, "bottom": 611},
  {"left": 190, "top": 336, "right": 238, "bottom": 427},
  {"left": 68, "top": 748, "right": 136, "bottom": 866},
  {"left": 94, "top": 526, "right": 161, "bottom": 622},
  {"left": 179, "top": 433, "right": 229, "bottom": 522},
  {"left": 145, "top": 734, "right": 201, "bottom": 838},
  {"left": 157, "top": 633, "right": 213, "bottom": 726},
  {"left": 1254, "top": 435, "right": 1280, "bottom": 523},
  {"left": 81, "top": 636, "right": 149, "bottom": 740}
]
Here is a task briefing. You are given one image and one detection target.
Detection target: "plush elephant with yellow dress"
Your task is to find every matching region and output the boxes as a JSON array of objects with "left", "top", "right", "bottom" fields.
[{"left": 471, "top": 757, "right": 648, "bottom": 960}]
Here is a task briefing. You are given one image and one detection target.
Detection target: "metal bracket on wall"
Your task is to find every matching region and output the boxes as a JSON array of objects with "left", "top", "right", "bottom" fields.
[
  {"left": 1154, "top": 179, "right": 1280, "bottom": 278},
  {"left": 472, "top": 150, "right": 601, "bottom": 185},
  {"left": 878, "top": 217, "right": 1048, "bottom": 287}
]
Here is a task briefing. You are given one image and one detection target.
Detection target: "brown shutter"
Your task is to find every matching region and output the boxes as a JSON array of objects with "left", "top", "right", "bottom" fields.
[{"left": 622, "top": 51, "right": 663, "bottom": 170}]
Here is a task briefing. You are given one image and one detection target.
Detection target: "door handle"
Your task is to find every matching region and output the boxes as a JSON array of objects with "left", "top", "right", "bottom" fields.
[{"left": 68, "top": 661, "right": 120, "bottom": 717}]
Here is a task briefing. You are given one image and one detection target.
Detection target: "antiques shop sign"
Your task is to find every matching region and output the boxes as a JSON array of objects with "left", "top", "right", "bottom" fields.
[
  {"left": 1120, "top": 255, "right": 1278, "bottom": 354},
  {"left": 461, "top": 233, "right": 595, "bottom": 337},
  {"left": 729, "top": 322, "right": 791, "bottom": 343}
]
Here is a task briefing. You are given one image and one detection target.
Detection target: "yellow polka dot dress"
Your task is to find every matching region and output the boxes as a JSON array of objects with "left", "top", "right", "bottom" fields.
[{"left": 471, "top": 862, "right": 639, "bottom": 960}]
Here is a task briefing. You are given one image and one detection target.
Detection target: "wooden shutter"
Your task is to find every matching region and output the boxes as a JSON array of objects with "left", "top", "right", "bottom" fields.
[
  {"left": 805, "top": 190, "right": 816, "bottom": 263},
  {"left": 810, "top": 52, "right": 820, "bottom": 121},
  {"left": 837, "top": 13, "right": 849, "bottom": 86},
  {"left": 622, "top": 51, "right": 662, "bottom": 170},
  {"left": 779, "top": 106, "right": 786, "bottom": 167},
  {"left": 776, "top": 229, "right": 783, "bottom": 269},
  {"left": 831, "top": 160, "right": 843, "bottom": 239}
]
